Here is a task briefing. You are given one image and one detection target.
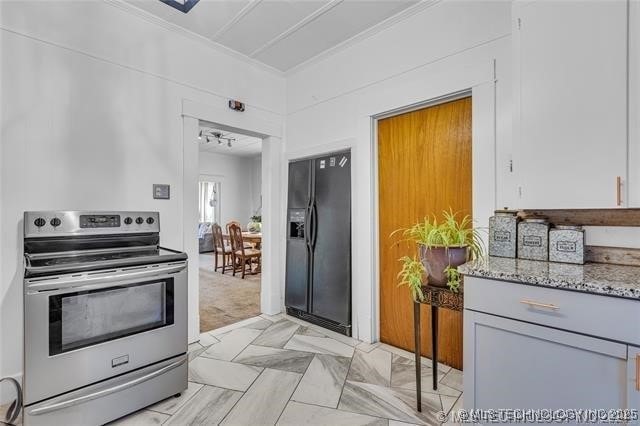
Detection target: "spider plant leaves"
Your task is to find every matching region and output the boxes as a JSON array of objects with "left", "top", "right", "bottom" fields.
[
  {"left": 397, "top": 256, "right": 426, "bottom": 302},
  {"left": 393, "top": 209, "right": 485, "bottom": 261},
  {"left": 444, "top": 265, "right": 461, "bottom": 293},
  {"left": 392, "top": 209, "right": 485, "bottom": 294}
]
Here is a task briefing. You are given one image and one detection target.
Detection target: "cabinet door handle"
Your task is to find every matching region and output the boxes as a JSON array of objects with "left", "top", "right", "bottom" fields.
[
  {"left": 520, "top": 299, "right": 559, "bottom": 310},
  {"left": 616, "top": 176, "right": 622, "bottom": 206},
  {"left": 636, "top": 354, "right": 640, "bottom": 391}
]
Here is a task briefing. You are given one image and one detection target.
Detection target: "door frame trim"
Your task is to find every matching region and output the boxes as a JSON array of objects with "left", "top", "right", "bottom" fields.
[
  {"left": 181, "top": 99, "right": 284, "bottom": 343},
  {"left": 369, "top": 86, "right": 496, "bottom": 344},
  {"left": 373, "top": 90, "right": 472, "bottom": 121}
]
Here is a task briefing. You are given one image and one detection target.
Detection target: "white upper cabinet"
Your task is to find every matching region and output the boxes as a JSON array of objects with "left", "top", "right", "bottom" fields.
[
  {"left": 629, "top": 0, "right": 640, "bottom": 207},
  {"left": 513, "top": 0, "right": 629, "bottom": 208}
]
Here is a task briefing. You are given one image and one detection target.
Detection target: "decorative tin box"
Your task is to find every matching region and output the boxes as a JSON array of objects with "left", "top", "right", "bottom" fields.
[
  {"left": 549, "top": 225, "right": 585, "bottom": 264},
  {"left": 517, "top": 217, "right": 549, "bottom": 261},
  {"left": 489, "top": 209, "right": 518, "bottom": 258}
]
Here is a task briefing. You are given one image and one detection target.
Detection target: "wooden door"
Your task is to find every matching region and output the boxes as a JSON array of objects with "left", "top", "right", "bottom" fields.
[{"left": 378, "top": 97, "right": 471, "bottom": 369}]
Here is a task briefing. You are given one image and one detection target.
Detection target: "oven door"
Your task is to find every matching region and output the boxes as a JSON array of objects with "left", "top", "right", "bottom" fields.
[{"left": 24, "top": 261, "right": 187, "bottom": 405}]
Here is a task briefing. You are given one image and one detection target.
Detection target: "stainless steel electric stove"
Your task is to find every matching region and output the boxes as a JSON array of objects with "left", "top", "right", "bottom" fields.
[{"left": 22, "top": 211, "right": 188, "bottom": 426}]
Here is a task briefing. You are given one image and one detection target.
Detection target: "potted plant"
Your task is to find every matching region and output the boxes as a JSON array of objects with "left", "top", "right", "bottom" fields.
[
  {"left": 247, "top": 215, "right": 262, "bottom": 233},
  {"left": 394, "top": 210, "right": 483, "bottom": 298}
]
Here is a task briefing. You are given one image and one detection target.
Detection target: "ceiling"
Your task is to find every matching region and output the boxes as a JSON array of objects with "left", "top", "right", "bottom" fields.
[
  {"left": 198, "top": 127, "right": 262, "bottom": 156},
  {"left": 128, "top": 0, "right": 420, "bottom": 71}
]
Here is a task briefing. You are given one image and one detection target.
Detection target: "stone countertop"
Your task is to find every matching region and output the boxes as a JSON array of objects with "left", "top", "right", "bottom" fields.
[{"left": 459, "top": 256, "right": 640, "bottom": 300}]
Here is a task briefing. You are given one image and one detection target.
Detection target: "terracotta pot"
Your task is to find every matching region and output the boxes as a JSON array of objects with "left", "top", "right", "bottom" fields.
[{"left": 418, "top": 245, "right": 469, "bottom": 287}]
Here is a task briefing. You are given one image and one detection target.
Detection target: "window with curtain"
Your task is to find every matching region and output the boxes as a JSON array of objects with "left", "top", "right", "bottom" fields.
[{"left": 199, "top": 181, "right": 220, "bottom": 223}]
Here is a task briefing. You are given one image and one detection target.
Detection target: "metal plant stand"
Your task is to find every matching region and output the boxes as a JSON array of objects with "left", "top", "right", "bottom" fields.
[{"left": 413, "top": 285, "right": 463, "bottom": 412}]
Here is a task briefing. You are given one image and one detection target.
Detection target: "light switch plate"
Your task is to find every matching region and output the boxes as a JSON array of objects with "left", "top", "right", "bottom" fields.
[{"left": 153, "top": 184, "right": 170, "bottom": 200}]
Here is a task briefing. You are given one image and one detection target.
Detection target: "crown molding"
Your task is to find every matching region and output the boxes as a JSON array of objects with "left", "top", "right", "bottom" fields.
[
  {"left": 103, "top": 0, "right": 284, "bottom": 77},
  {"left": 285, "top": 0, "right": 442, "bottom": 76}
]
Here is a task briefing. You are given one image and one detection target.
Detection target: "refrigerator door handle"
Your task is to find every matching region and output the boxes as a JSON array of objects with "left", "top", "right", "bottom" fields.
[
  {"left": 304, "top": 203, "right": 312, "bottom": 248},
  {"left": 310, "top": 203, "right": 318, "bottom": 249},
  {"left": 306, "top": 200, "right": 315, "bottom": 314}
]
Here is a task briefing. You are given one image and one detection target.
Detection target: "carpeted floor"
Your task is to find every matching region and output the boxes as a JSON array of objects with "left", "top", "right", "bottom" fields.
[{"left": 198, "top": 253, "right": 261, "bottom": 333}]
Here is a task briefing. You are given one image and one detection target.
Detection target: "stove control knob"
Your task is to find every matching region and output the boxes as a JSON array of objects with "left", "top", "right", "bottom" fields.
[
  {"left": 146, "top": 217, "right": 155, "bottom": 225},
  {"left": 34, "top": 217, "right": 46, "bottom": 227},
  {"left": 124, "top": 217, "right": 133, "bottom": 225},
  {"left": 135, "top": 217, "right": 144, "bottom": 225},
  {"left": 50, "top": 218, "right": 61, "bottom": 227}
]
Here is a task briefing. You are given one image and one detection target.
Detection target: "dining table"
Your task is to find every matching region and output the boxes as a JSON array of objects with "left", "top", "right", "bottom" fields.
[
  {"left": 223, "top": 232, "right": 262, "bottom": 249},
  {"left": 222, "top": 232, "right": 262, "bottom": 274}
]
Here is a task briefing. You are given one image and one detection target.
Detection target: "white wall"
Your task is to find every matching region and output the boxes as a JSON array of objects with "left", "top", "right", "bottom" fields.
[
  {"left": 285, "top": 0, "right": 513, "bottom": 342},
  {"left": 198, "top": 151, "right": 261, "bottom": 226},
  {"left": 0, "top": 0, "right": 284, "bottom": 393},
  {"left": 249, "top": 155, "right": 262, "bottom": 218}
]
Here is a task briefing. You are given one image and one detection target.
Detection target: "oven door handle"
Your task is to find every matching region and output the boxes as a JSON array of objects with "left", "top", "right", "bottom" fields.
[
  {"left": 27, "top": 355, "right": 187, "bottom": 416},
  {"left": 26, "top": 262, "right": 187, "bottom": 293}
]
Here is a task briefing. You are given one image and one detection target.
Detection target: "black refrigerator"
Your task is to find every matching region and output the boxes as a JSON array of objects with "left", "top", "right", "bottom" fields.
[{"left": 285, "top": 150, "right": 352, "bottom": 336}]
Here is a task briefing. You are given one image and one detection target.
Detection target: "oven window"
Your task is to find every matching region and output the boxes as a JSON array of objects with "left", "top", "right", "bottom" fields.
[{"left": 49, "top": 279, "right": 174, "bottom": 355}]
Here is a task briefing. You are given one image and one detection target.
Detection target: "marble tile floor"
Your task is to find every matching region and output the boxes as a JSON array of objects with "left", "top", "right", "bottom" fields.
[{"left": 109, "top": 314, "right": 464, "bottom": 426}]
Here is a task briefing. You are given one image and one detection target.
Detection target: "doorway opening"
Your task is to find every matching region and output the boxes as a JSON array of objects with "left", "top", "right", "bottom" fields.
[{"left": 197, "top": 123, "right": 264, "bottom": 333}]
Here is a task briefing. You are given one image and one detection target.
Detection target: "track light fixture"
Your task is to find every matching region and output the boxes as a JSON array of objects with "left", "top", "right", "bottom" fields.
[{"left": 200, "top": 129, "right": 236, "bottom": 149}]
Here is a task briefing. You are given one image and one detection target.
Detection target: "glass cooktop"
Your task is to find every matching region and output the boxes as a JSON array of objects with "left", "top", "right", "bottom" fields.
[
  {"left": 29, "top": 249, "right": 166, "bottom": 267},
  {"left": 25, "top": 246, "right": 187, "bottom": 277}
]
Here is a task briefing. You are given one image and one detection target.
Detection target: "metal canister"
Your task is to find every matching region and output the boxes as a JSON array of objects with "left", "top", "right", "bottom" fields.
[
  {"left": 489, "top": 209, "right": 518, "bottom": 258},
  {"left": 549, "top": 225, "right": 585, "bottom": 264},
  {"left": 517, "top": 217, "right": 549, "bottom": 261}
]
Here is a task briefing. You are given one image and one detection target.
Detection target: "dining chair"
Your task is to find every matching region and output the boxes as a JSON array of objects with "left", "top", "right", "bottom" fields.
[
  {"left": 228, "top": 223, "right": 261, "bottom": 279},
  {"left": 226, "top": 220, "right": 242, "bottom": 234},
  {"left": 212, "top": 223, "right": 232, "bottom": 274},
  {"left": 226, "top": 220, "right": 253, "bottom": 249}
]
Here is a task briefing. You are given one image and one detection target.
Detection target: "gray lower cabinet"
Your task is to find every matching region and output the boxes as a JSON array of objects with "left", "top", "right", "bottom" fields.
[
  {"left": 629, "top": 346, "right": 640, "bottom": 410},
  {"left": 464, "top": 310, "right": 628, "bottom": 411},
  {"left": 464, "top": 275, "right": 640, "bottom": 419}
]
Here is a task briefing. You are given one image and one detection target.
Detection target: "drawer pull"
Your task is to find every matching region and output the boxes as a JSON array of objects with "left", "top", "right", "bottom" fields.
[
  {"left": 636, "top": 355, "right": 640, "bottom": 391},
  {"left": 520, "top": 299, "right": 559, "bottom": 310}
]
